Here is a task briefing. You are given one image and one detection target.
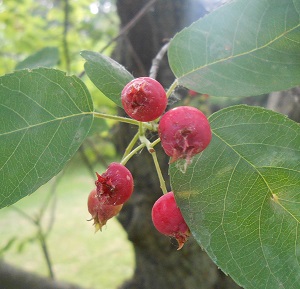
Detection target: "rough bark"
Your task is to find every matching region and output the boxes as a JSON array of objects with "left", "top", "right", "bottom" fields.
[
  {"left": 267, "top": 87, "right": 300, "bottom": 123},
  {"left": 112, "top": 1, "right": 241, "bottom": 289},
  {"left": 0, "top": 261, "right": 85, "bottom": 289}
]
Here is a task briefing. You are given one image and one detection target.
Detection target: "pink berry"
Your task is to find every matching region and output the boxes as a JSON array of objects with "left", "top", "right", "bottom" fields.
[
  {"left": 87, "top": 188, "right": 123, "bottom": 231},
  {"left": 121, "top": 77, "right": 167, "bottom": 122},
  {"left": 95, "top": 162, "right": 134, "bottom": 206},
  {"left": 151, "top": 191, "right": 190, "bottom": 250},
  {"left": 158, "top": 106, "right": 212, "bottom": 163}
]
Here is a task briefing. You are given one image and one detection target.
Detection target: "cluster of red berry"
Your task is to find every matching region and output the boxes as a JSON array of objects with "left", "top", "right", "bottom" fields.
[
  {"left": 87, "top": 162, "right": 134, "bottom": 231},
  {"left": 88, "top": 77, "right": 212, "bottom": 249}
]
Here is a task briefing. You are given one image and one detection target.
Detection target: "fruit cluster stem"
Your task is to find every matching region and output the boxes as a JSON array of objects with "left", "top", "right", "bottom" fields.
[{"left": 121, "top": 143, "right": 146, "bottom": 166}]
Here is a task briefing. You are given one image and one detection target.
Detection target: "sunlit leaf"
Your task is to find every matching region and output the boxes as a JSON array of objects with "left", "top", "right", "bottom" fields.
[
  {"left": 170, "top": 105, "right": 300, "bottom": 289},
  {"left": 0, "top": 68, "right": 93, "bottom": 208},
  {"left": 168, "top": 0, "right": 300, "bottom": 97},
  {"left": 81, "top": 50, "right": 134, "bottom": 107}
]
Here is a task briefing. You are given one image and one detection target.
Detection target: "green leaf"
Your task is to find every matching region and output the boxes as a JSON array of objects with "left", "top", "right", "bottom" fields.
[
  {"left": 168, "top": 0, "right": 300, "bottom": 97},
  {"left": 0, "top": 68, "right": 93, "bottom": 208},
  {"left": 81, "top": 50, "right": 134, "bottom": 107},
  {"left": 15, "top": 47, "right": 60, "bottom": 70},
  {"left": 170, "top": 105, "right": 300, "bottom": 289}
]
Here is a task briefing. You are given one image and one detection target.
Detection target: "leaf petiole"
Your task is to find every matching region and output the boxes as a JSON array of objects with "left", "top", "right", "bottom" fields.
[
  {"left": 166, "top": 79, "right": 178, "bottom": 98},
  {"left": 93, "top": 111, "right": 140, "bottom": 126}
]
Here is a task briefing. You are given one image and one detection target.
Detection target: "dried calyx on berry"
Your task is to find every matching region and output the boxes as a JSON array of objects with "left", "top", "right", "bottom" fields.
[
  {"left": 95, "top": 162, "right": 134, "bottom": 206},
  {"left": 158, "top": 106, "right": 212, "bottom": 165},
  {"left": 151, "top": 191, "right": 190, "bottom": 250},
  {"left": 121, "top": 77, "right": 167, "bottom": 122}
]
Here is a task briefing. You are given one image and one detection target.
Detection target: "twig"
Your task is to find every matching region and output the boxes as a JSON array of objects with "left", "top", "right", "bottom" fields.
[
  {"left": 10, "top": 174, "right": 63, "bottom": 280},
  {"left": 11, "top": 205, "right": 56, "bottom": 279},
  {"left": 37, "top": 222, "right": 55, "bottom": 279},
  {"left": 149, "top": 42, "right": 170, "bottom": 79},
  {"left": 78, "top": 0, "right": 158, "bottom": 78}
]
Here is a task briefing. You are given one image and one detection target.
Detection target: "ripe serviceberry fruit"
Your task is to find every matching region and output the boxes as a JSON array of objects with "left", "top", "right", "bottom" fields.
[
  {"left": 152, "top": 191, "right": 190, "bottom": 250},
  {"left": 87, "top": 188, "right": 123, "bottom": 231},
  {"left": 158, "top": 106, "right": 212, "bottom": 164},
  {"left": 121, "top": 77, "right": 167, "bottom": 122},
  {"left": 95, "top": 162, "right": 134, "bottom": 206}
]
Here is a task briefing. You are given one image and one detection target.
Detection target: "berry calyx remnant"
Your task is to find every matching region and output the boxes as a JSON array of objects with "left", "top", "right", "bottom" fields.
[
  {"left": 121, "top": 77, "right": 167, "bottom": 122},
  {"left": 158, "top": 106, "right": 212, "bottom": 164},
  {"left": 87, "top": 188, "right": 123, "bottom": 231},
  {"left": 95, "top": 162, "right": 134, "bottom": 206},
  {"left": 152, "top": 191, "right": 190, "bottom": 250}
]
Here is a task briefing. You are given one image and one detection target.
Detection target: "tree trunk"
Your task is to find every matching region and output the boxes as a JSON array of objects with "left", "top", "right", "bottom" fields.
[
  {"left": 0, "top": 261, "right": 85, "bottom": 289},
  {"left": 112, "top": 1, "right": 241, "bottom": 288}
]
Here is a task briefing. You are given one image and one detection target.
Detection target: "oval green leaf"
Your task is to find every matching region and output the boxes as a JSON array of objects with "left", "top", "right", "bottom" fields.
[
  {"left": 15, "top": 47, "right": 60, "bottom": 70},
  {"left": 170, "top": 105, "right": 300, "bottom": 289},
  {"left": 0, "top": 68, "right": 94, "bottom": 208},
  {"left": 81, "top": 50, "right": 134, "bottom": 107},
  {"left": 168, "top": 0, "right": 300, "bottom": 97}
]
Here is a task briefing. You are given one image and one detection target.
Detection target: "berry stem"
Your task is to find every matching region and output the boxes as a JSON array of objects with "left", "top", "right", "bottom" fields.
[
  {"left": 121, "top": 143, "right": 146, "bottom": 166},
  {"left": 139, "top": 134, "right": 167, "bottom": 194},
  {"left": 122, "top": 131, "right": 140, "bottom": 159},
  {"left": 139, "top": 134, "right": 152, "bottom": 151},
  {"left": 150, "top": 149, "right": 168, "bottom": 195},
  {"left": 139, "top": 121, "right": 145, "bottom": 135},
  {"left": 166, "top": 79, "right": 178, "bottom": 99},
  {"left": 151, "top": 137, "right": 161, "bottom": 147}
]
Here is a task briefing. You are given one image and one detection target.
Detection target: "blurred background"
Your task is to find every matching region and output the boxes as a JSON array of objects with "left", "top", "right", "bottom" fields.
[{"left": 0, "top": 1, "right": 134, "bottom": 288}]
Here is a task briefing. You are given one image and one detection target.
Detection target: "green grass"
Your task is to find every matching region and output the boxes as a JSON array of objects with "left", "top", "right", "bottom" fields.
[{"left": 0, "top": 157, "right": 134, "bottom": 289}]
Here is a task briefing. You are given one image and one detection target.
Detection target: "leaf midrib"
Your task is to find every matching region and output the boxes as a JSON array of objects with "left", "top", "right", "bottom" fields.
[
  {"left": 177, "top": 22, "right": 300, "bottom": 79},
  {"left": 213, "top": 129, "right": 300, "bottom": 222},
  {"left": 0, "top": 112, "right": 93, "bottom": 137},
  {"left": 213, "top": 129, "right": 300, "bottom": 289}
]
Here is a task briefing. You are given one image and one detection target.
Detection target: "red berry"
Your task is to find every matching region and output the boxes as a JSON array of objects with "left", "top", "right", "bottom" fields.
[
  {"left": 121, "top": 77, "right": 167, "bottom": 122},
  {"left": 87, "top": 188, "right": 123, "bottom": 231},
  {"left": 158, "top": 106, "right": 212, "bottom": 164},
  {"left": 152, "top": 192, "right": 190, "bottom": 250},
  {"left": 188, "top": 90, "right": 199, "bottom": 96},
  {"left": 95, "top": 162, "right": 134, "bottom": 206}
]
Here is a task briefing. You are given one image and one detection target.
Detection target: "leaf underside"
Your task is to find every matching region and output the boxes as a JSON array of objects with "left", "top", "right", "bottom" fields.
[
  {"left": 168, "top": 0, "right": 300, "bottom": 97},
  {"left": 81, "top": 50, "right": 134, "bottom": 107},
  {"left": 170, "top": 105, "right": 300, "bottom": 289},
  {"left": 0, "top": 68, "right": 93, "bottom": 208}
]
